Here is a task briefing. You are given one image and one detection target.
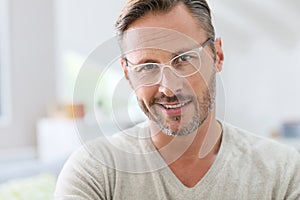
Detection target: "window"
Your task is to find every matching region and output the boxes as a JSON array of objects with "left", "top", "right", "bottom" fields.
[{"left": 0, "top": 0, "right": 11, "bottom": 125}]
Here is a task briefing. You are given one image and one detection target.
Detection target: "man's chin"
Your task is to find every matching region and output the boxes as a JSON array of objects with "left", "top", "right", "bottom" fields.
[
  {"left": 143, "top": 105, "right": 202, "bottom": 136},
  {"left": 155, "top": 120, "right": 195, "bottom": 137}
]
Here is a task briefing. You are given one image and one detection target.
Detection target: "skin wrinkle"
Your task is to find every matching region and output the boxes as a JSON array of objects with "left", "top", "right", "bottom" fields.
[{"left": 120, "top": 28, "right": 199, "bottom": 57}]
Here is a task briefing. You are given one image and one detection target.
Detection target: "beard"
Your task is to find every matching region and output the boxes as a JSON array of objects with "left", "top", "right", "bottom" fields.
[{"left": 138, "top": 73, "right": 216, "bottom": 137}]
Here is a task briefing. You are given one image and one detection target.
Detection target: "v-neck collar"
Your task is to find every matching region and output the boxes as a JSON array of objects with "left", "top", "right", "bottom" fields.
[{"left": 149, "top": 122, "right": 231, "bottom": 192}]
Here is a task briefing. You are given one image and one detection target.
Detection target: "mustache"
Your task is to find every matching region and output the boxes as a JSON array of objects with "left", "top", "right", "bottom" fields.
[{"left": 150, "top": 93, "right": 193, "bottom": 105}]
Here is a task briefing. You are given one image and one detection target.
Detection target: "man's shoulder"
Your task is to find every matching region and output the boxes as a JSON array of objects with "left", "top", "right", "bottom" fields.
[
  {"left": 223, "top": 122, "right": 299, "bottom": 163},
  {"left": 222, "top": 123, "right": 300, "bottom": 198},
  {"left": 59, "top": 122, "right": 148, "bottom": 168},
  {"left": 84, "top": 121, "right": 151, "bottom": 152},
  {"left": 69, "top": 122, "right": 163, "bottom": 173}
]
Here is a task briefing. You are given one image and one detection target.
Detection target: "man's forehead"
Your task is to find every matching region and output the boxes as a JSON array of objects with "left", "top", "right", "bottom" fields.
[{"left": 119, "top": 27, "right": 199, "bottom": 55}]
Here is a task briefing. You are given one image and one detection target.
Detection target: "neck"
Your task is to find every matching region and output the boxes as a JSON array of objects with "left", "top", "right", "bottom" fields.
[{"left": 150, "top": 109, "right": 222, "bottom": 163}]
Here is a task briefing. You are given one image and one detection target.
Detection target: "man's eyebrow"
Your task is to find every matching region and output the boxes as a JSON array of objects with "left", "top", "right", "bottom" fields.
[
  {"left": 126, "top": 57, "right": 160, "bottom": 65},
  {"left": 137, "top": 58, "right": 160, "bottom": 64},
  {"left": 171, "top": 46, "right": 197, "bottom": 56},
  {"left": 125, "top": 45, "right": 198, "bottom": 65}
]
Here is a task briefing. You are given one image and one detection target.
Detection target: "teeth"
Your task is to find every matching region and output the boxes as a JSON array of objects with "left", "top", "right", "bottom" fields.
[{"left": 163, "top": 102, "right": 187, "bottom": 109}]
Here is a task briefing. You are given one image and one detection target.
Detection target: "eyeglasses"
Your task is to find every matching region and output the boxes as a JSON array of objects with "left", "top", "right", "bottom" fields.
[{"left": 124, "top": 38, "right": 213, "bottom": 87}]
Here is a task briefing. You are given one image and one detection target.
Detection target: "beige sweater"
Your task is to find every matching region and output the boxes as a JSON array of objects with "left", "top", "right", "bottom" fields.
[{"left": 55, "top": 123, "right": 300, "bottom": 200}]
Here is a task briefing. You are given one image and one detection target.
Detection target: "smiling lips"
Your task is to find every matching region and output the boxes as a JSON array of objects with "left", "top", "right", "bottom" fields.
[{"left": 158, "top": 101, "right": 191, "bottom": 115}]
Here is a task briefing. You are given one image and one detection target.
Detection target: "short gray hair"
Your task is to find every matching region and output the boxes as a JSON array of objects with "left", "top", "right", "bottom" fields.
[{"left": 115, "top": 0, "right": 215, "bottom": 52}]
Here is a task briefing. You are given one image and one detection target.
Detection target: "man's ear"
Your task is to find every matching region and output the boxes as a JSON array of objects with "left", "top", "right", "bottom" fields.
[
  {"left": 121, "top": 58, "right": 135, "bottom": 90},
  {"left": 121, "top": 58, "right": 129, "bottom": 80},
  {"left": 214, "top": 37, "right": 224, "bottom": 72}
]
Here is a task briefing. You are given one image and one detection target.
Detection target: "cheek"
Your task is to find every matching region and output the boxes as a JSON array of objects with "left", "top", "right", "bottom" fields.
[
  {"left": 186, "top": 75, "right": 208, "bottom": 93},
  {"left": 135, "top": 86, "right": 158, "bottom": 103}
]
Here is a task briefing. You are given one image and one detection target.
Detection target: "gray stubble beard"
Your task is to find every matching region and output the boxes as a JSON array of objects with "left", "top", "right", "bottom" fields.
[{"left": 138, "top": 73, "right": 216, "bottom": 137}]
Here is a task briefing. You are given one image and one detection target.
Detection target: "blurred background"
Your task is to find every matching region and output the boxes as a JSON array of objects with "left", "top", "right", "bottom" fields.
[{"left": 0, "top": 0, "right": 299, "bottom": 198}]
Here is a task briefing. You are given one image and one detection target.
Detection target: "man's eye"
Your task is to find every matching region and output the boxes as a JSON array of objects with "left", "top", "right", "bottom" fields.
[
  {"left": 177, "top": 54, "right": 192, "bottom": 62},
  {"left": 143, "top": 64, "right": 156, "bottom": 70},
  {"left": 135, "top": 63, "right": 157, "bottom": 72}
]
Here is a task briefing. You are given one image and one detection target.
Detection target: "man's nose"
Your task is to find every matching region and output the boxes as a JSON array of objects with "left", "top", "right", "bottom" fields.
[{"left": 158, "top": 67, "right": 183, "bottom": 97}]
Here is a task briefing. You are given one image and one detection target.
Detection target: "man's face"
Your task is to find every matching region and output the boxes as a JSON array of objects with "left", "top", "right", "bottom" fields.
[{"left": 121, "top": 4, "right": 222, "bottom": 136}]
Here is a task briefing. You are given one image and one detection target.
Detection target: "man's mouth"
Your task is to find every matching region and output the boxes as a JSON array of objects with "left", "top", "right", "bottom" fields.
[
  {"left": 160, "top": 101, "right": 190, "bottom": 109},
  {"left": 156, "top": 100, "right": 192, "bottom": 116}
]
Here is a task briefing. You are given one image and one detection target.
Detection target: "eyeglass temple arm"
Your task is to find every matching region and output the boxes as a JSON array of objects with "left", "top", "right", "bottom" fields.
[
  {"left": 123, "top": 57, "right": 129, "bottom": 68},
  {"left": 202, "top": 38, "right": 214, "bottom": 48}
]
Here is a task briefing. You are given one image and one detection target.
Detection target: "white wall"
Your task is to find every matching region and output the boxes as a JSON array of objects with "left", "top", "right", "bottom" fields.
[
  {"left": 210, "top": 0, "right": 300, "bottom": 135},
  {"left": 55, "top": 0, "right": 126, "bottom": 102},
  {"left": 219, "top": 40, "right": 300, "bottom": 135},
  {"left": 0, "top": 0, "right": 56, "bottom": 150}
]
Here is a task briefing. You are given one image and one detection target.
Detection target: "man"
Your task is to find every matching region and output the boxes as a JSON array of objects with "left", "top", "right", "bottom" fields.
[{"left": 55, "top": 0, "right": 300, "bottom": 199}]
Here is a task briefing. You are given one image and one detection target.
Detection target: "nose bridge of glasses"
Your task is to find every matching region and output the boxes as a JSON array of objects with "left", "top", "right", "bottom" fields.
[
  {"left": 158, "top": 64, "right": 184, "bottom": 92},
  {"left": 160, "top": 64, "right": 180, "bottom": 77}
]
